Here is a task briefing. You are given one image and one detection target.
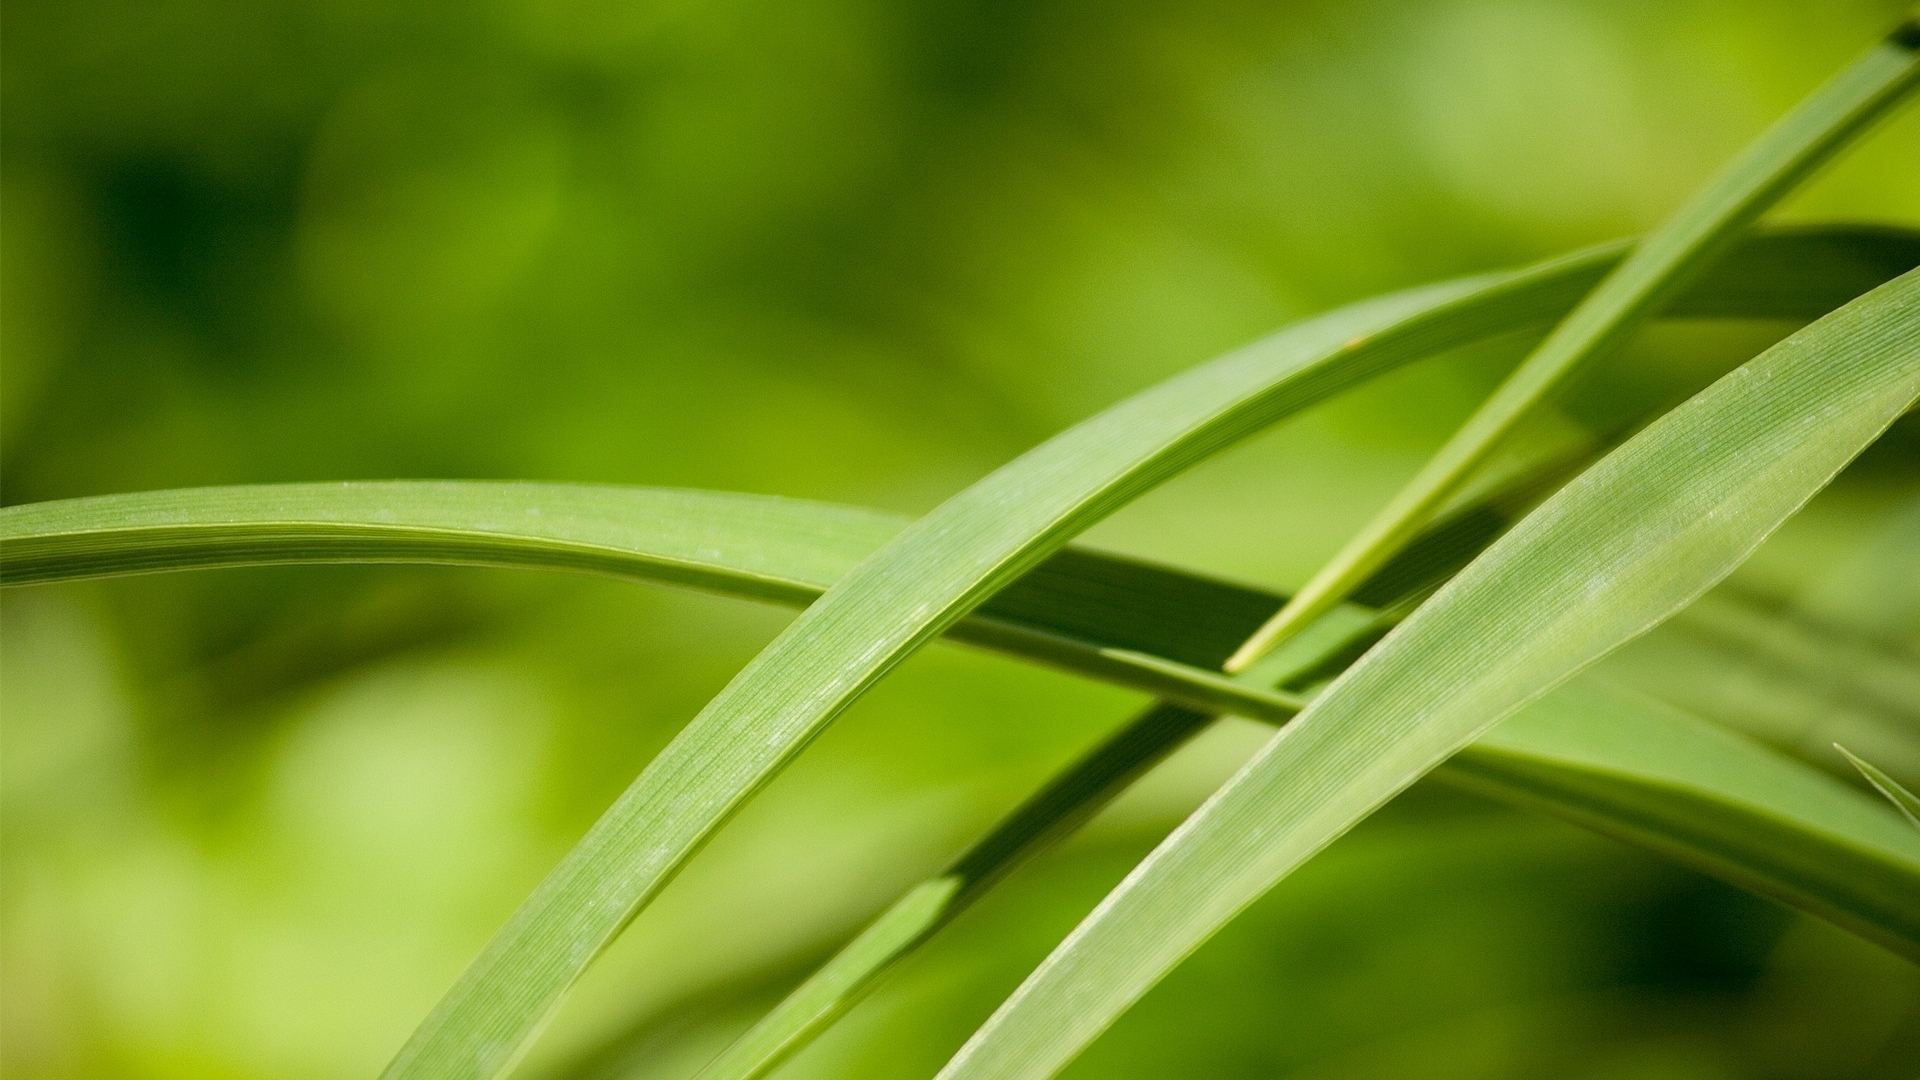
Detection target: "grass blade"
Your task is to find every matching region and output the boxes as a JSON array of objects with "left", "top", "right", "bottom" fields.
[
  {"left": 0, "top": 482, "right": 1302, "bottom": 723},
  {"left": 1837, "top": 744, "right": 1920, "bottom": 830},
  {"left": 378, "top": 261, "right": 1501, "bottom": 1080},
  {"left": 8, "top": 484, "right": 1918, "bottom": 1076},
  {"left": 936, "top": 269, "right": 1920, "bottom": 1080},
  {"left": 6, "top": 228, "right": 1908, "bottom": 723},
  {"left": 370, "top": 229, "right": 1920, "bottom": 1079},
  {"left": 5, "top": 226, "right": 1913, "bottom": 1079},
  {"left": 689, "top": 531, "right": 1920, "bottom": 1080},
  {"left": 1226, "top": 19, "right": 1920, "bottom": 669}
]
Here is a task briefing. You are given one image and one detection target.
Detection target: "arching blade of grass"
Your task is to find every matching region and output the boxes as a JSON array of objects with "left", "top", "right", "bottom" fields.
[
  {"left": 935, "top": 270, "right": 1920, "bottom": 1080},
  {"left": 281, "top": 278, "right": 1532, "bottom": 1080},
  {"left": 351, "top": 235, "right": 1920, "bottom": 1077},
  {"left": 693, "top": 679, "right": 1920, "bottom": 1080},
  {"left": 0, "top": 482, "right": 1298, "bottom": 724},
  {"left": 1838, "top": 745, "right": 1920, "bottom": 830},
  {"left": 1225, "top": 18, "right": 1920, "bottom": 670},
  {"left": 8, "top": 475, "right": 1920, "bottom": 1079},
  {"left": 687, "top": 615, "right": 1919, "bottom": 1080},
  {"left": 22, "top": 493, "right": 1914, "bottom": 1078},
  {"left": 4, "top": 225, "right": 1914, "bottom": 1080}
]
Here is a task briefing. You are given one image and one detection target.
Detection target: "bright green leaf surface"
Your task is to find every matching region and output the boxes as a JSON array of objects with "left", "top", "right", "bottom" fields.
[
  {"left": 934, "top": 269, "right": 1920, "bottom": 1080},
  {"left": 6, "top": 227, "right": 1916, "bottom": 1080},
  {"left": 286, "top": 231, "right": 1920, "bottom": 1080},
  {"left": 11, "top": 484, "right": 1920, "bottom": 1080},
  {"left": 10, "top": 477, "right": 1920, "bottom": 1079}
]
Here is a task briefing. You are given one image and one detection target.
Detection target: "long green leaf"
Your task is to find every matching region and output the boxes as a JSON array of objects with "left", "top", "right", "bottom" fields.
[
  {"left": 0, "top": 483, "right": 1302, "bottom": 724},
  {"left": 9, "top": 479, "right": 1919, "bottom": 1078},
  {"left": 19, "top": 476, "right": 1919, "bottom": 1080},
  {"left": 4, "top": 226, "right": 1906, "bottom": 607},
  {"left": 681, "top": 678, "right": 1920, "bottom": 1080},
  {"left": 5, "top": 226, "right": 1915, "bottom": 1080},
  {"left": 15, "top": 487, "right": 1918, "bottom": 1080},
  {"left": 935, "top": 269, "right": 1920, "bottom": 1080},
  {"left": 1227, "top": 18, "right": 1920, "bottom": 668},
  {"left": 315, "top": 275, "right": 1523, "bottom": 1080}
]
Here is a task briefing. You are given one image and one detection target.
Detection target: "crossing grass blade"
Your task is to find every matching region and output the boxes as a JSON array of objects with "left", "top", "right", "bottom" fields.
[
  {"left": 934, "top": 269, "right": 1920, "bottom": 1080},
  {"left": 688, "top": 678, "right": 1920, "bottom": 1080},
  {"left": 1838, "top": 744, "right": 1920, "bottom": 830},
  {"left": 8, "top": 459, "right": 1920, "bottom": 1080},
  {"left": 4, "top": 226, "right": 1915, "bottom": 1080},
  {"left": 17, "top": 463, "right": 1920, "bottom": 1080},
  {"left": 688, "top": 632, "right": 1920, "bottom": 1080},
  {"left": 1225, "top": 17, "right": 1920, "bottom": 669},
  {"left": 383, "top": 272, "right": 1494, "bottom": 1080}
]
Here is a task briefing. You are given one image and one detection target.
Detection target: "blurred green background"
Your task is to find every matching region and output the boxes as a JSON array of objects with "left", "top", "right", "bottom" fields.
[{"left": 4, "top": 0, "right": 1919, "bottom": 1077}]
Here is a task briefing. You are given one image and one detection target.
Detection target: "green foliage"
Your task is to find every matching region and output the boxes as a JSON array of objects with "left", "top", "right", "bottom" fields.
[
  {"left": 938, "top": 269, "right": 1920, "bottom": 1080},
  {"left": 5, "top": 5, "right": 1920, "bottom": 1080}
]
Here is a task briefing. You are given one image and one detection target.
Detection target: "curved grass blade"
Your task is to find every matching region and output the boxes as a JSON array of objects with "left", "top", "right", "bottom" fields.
[
  {"left": 687, "top": 678, "right": 1920, "bottom": 1080},
  {"left": 8, "top": 479, "right": 1919, "bottom": 1075},
  {"left": 386, "top": 268, "right": 1519, "bottom": 1080},
  {"left": 687, "top": 498, "right": 1918, "bottom": 1080},
  {"left": 936, "top": 270, "right": 1920, "bottom": 1080},
  {"left": 1226, "top": 18, "right": 1920, "bottom": 669},
  {"left": 1838, "top": 744, "right": 1920, "bottom": 830},
  {"left": 5, "top": 226, "right": 1916, "bottom": 1080},
  {"left": 0, "top": 482, "right": 1301, "bottom": 724}
]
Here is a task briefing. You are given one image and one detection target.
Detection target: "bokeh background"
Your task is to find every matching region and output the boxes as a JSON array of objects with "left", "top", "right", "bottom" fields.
[{"left": 4, "top": 0, "right": 1920, "bottom": 1077}]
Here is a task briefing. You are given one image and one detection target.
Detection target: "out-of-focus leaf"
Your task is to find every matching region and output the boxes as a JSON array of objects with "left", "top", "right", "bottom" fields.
[{"left": 934, "top": 269, "right": 1920, "bottom": 1080}]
